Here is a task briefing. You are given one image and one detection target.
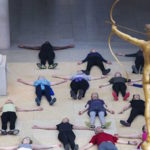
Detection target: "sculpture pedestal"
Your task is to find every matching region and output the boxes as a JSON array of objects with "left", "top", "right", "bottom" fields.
[{"left": 0, "top": 55, "right": 7, "bottom": 95}]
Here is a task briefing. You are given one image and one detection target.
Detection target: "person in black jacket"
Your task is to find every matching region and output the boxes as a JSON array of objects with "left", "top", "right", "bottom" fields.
[
  {"left": 116, "top": 49, "right": 144, "bottom": 74},
  {"left": 78, "top": 49, "right": 111, "bottom": 75},
  {"left": 118, "top": 94, "right": 145, "bottom": 127},
  {"left": 18, "top": 41, "right": 74, "bottom": 69}
]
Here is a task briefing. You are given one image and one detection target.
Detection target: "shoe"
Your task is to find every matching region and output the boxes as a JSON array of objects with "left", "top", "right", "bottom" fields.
[
  {"left": 90, "top": 125, "right": 95, "bottom": 129},
  {"left": 74, "top": 144, "right": 79, "bottom": 150},
  {"left": 101, "top": 122, "right": 112, "bottom": 129},
  {"left": 35, "top": 97, "right": 40, "bottom": 106},
  {"left": 120, "top": 120, "right": 131, "bottom": 127},
  {"left": 78, "top": 89, "right": 84, "bottom": 100},
  {"left": 1, "top": 130, "right": 7, "bottom": 135},
  {"left": 85, "top": 121, "right": 95, "bottom": 128},
  {"left": 49, "top": 98, "right": 56, "bottom": 105},
  {"left": 82, "top": 70, "right": 89, "bottom": 75},
  {"left": 7, "top": 129, "right": 19, "bottom": 135},
  {"left": 102, "top": 69, "right": 111, "bottom": 75},
  {"left": 132, "top": 65, "right": 138, "bottom": 74},
  {"left": 112, "top": 91, "right": 118, "bottom": 101},
  {"left": 123, "top": 92, "right": 130, "bottom": 101},
  {"left": 36, "top": 63, "right": 46, "bottom": 69},
  {"left": 64, "top": 144, "right": 70, "bottom": 150},
  {"left": 48, "top": 63, "right": 58, "bottom": 69},
  {"left": 70, "top": 90, "right": 77, "bottom": 100}
]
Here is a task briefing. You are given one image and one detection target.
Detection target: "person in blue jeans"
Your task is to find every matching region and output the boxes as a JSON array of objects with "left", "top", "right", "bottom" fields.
[
  {"left": 79, "top": 92, "right": 115, "bottom": 128},
  {"left": 17, "top": 76, "right": 66, "bottom": 106}
]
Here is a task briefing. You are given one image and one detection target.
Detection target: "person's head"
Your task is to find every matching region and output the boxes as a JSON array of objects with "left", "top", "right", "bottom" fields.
[
  {"left": 94, "top": 126, "right": 103, "bottom": 134},
  {"left": 38, "top": 76, "right": 46, "bottom": 80},
  {"left": 41, "top": 41, "right": 53, "bottom": 51},
  {"left": 142, "top": 125, "right": 147, "bottom": 133},
  {"left": 21, "top": 137, "right": 32, "bottom": 144},
  {"left": 5, "top": 99, "right": 13, "bottom": 104},
  {"left": 145, "top": 24, "right": 150, "bottom": 39},
  {"left": 114, "top": 72, "right": 122, "bottom": 77},
  {"left": 90, "top": 49, "right": 96, "bottom": 53},
  {"left": 132, "top": 94, "right": 140, "bottom": 100},
  {"left": 62, "top": 117, "right": 69, "bottom": 123},
  {"left": 91, "top": 92, "right": 99, "bottom": 100}
]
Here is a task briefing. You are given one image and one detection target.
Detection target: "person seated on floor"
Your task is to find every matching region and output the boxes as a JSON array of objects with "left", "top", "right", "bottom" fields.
[
  {"left": 18, "top": 41, "right": 74, "bottom": 69},
  {"left": 17, "top": 76, "right": 66, "bottom": 106},
  {"left": 99, "top": 72, "right": 131, "bottom": 101},
  {"left": 80, "top": 126, "right": 137, "bottom": 150},
  {"left": 78, "top": 92, "right": 115, "bottom": 129},
  {"left": 118, "top": 94, "right": 145, "bottom": 127},
  {"left": 117, "top": 125, "right": 147, "bottom": 150},
  {"left": 78, "top": 49, "right": 111, "bottom": 75},
  {"left": 32, "top": 117, "right": 93, "bottom": 150},
  {"left": 0, "top": 136, "right": 61, "bottom": 150},
  {"left": 52, "top": 71, "right": 106, "bottom": 100},
  {"left": 116, "top": 49, "right": 144, "bottom": 74},
  {"left": 0, "top": 99, "right": 43, "bottom": 135}
]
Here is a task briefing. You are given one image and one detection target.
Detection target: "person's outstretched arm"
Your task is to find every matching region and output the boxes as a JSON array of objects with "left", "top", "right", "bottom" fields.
[
  {"left": 51, "top": 80, "right": 67, "bottom": 86},
  {"left": 16, "top": 107, "right": 43, "bottom": 112},
  {"left": 91, "top": 76, "right": 107, "bottom": 81},
  {"left": 116, "top": 52, "right": 137, "bottom": 57},
  {"left": 112, "top": 25, "right": 145, "bottom": 48},
  {"left": 78, "top": 104, "right": 89, "bottom": 115},
  {"left": 18, "top": 44, "right": 41, "bottom": 50},
  {"left": 53, "top": 44, "right": 75, "bottom": 51},
  {"left": 0, "top": 146, "right": 18, "bottom": 150},
  {"left": 32, "top": 144, "right": 61, "bottom": 150},
  {"left": 17, "top": 78, "right": 33, "bottom": 86},
  {"left": 118, "top": 104, "right": 131, "bottom": 114},
  {"left": 52, "top": 75, "right": 70, "bottom": 81},
  {"left": 99, "top": 82, "right": 110, "bottom": 88},
  {"left": 117, "top": 139, "right": 137, "bottom": 146},
  {"left": 104, "top": 104, "right": 115, "bottom": 114},
  {"left": 32, "top": 125, "right": 57, "bottom": 130},
  {"left": 80, "top": 143, "right": 94, "bottom": 150},
  {"left": 73, "top": 125, "right": 93, "bottom": 131}
]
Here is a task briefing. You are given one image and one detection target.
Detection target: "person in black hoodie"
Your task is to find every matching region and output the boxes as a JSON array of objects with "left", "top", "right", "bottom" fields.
[
  {"left": 78, "top": 49, "right": 111, "bottom": 75},
  {"left": 18, "top": 41, "right": 74, "bottom": 69},
  {"left": 116, "top": 49, "right": 144, "bottom": 74}
]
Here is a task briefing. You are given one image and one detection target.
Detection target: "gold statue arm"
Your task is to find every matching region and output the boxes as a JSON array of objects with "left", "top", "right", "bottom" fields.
[{"left": 112, "top": 25, "right": 145, "bottom": 48}]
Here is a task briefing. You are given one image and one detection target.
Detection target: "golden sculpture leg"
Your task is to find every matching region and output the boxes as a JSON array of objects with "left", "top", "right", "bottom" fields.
[{"left": 142, "top": 142, "right": 150, "bottom": 150}]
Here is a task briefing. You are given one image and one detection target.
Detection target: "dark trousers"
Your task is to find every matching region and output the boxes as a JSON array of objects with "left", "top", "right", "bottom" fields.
[
  {"left": 112, "top": 82, "right": 127, "bottom": 97},
  {"left": 127, "top": 108, "right": 144, "bottom": 124},
  {"left": 70, "top": 79, "right": 89, "bottom": 97},
  {"left": 58, "top": 131, "right": 76, "bottom": 150},
  {"left": 85, "top": 59, "right": 105, "bottom": 74},
  {"left": 39, "top": 51, "right": 55, "bottom": 65},
  {"left": 135, "top": 58, "right": 144, "bottom": 71},
  {"left": 1, "top": 112, "right": 17, "bottom": 130},
  {"left": 36, "top": 85, "right": 53, "bottom": 103}
]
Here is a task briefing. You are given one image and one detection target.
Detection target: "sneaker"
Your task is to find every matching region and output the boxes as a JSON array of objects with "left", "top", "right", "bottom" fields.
[
  {"left": 112, "top": 91, "right": 118, "bottom": 101},
  {"left": 85, "top": 121, "right": 95, "bottom": 129},
  {"left": 1, "top": 130, "right": 7, "bottom": 135},
  {"left": 64, "top": 144, "right": 70, "bottom": 150},
  {"left": 101, "top": 122, "right": 112, "bottom": 129},
  {"left": 70, "top": 90, "right": 77, "bottom": 100},
  {"left": 74, "top": 144, "right": 79, "bottom": 150},
  {"left": 102, "top": 69, "right": 111, "bottom": 75},
  {"left": 120, "top": 120, "right": 131, "bottom": 127},
  {"left": 37, "top": 63, "right": 46, "bottom": 69},
  {"left": 82, "top": 70, "right": 89, "bottom": 75},
  {"left": 7, "top": 129, "right": 19, "bottom": 135},
  {"left": 78, "top": 89, "right": 84, "bottom": 100},
  {"left": 132, "top": 65, "right": 138, "bottom": 74},
  {"left": 49, "top": 98, "right": 56, "bottom": 105},
  {"left": 123, "top": 92, "right": 130, "bottom": 101},
  {"left": 35, "top": 97, "right": 40, "bottom": 106},
  {"left": 48, "top": 63, "right": 58, "bottom": 69}
]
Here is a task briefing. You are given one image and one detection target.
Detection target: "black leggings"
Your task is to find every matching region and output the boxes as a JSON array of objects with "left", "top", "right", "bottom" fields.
[
  {"left": 70, "top": 79, "right": 89, "bottom": 97},
  {"left": 112, "top": 82, "right": 127, "bottom": 97},
  {"left": 85, "top": 58, "right": 105, "bottom": 73},
  {"left": 1, "top": 112, "right": 17, "bottom": 130},
  {"left": 58, "top": 131, "right": 76, "bottom": 150},
  {"left": 135, "top": 57, "right": 144, "bottom": 71},
  {"left": 127, "top": 108, "right": 144, "bottom": 124},
  {"left": 39, "top": 51, "right": 55, "bottom": 65},
  {"left": 35, "top": 85, "right": 53, "bottom": 103}
]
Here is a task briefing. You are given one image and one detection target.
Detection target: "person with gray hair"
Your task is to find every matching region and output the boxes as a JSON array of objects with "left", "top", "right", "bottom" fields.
[
  {"left": 80, "top": 126, "right": 137, "bottom": 150},
  {"left": 17, "top": 76, "right": 66, "bottom": 106}
]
